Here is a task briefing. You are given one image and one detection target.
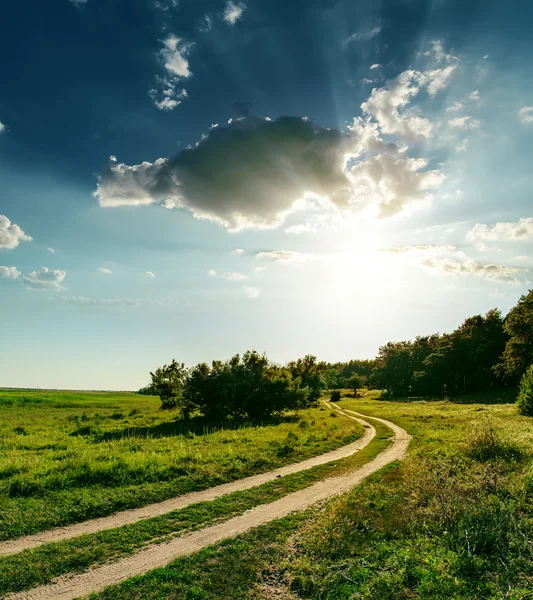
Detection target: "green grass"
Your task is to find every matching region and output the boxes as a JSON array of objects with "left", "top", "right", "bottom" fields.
[
  {"left": 86, "top": 389, "right": 533, "bottom": 600},
  {"left": 0, "top": 389, "right": 362, "bottom": 540},
  {"left": 0, "top": 419, "right": 392, "bottom": 595}
]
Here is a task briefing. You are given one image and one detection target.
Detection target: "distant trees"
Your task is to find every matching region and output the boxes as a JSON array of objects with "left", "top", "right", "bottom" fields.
[
  {"left": 517, "top": 365, "right": 533, "bottom": 416},
  {"left": 370, "top": 309, "right": 509, "bottom": 398},
  {"left": 150, "top": 351, "right": 321, "bottom": 419}
]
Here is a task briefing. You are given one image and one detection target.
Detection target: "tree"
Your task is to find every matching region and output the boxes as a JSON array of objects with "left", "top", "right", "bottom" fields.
[
  {"left": 150, "top": 360, "right": 191, "bottom": 414},
  {"left": 345, "top": 374, "right": 364, "bottom": 397},
  {"left": 517, "top": 364, "right": 533, "bottom": 416},
  {"left": 496, "top": 290, "right": 533, "bottom": 383},
  {"left": 330, "top": 390, "right": 341, "bottom": 402}
]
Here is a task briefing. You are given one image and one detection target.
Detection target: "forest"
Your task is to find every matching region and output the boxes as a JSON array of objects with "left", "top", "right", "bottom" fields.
[{"left": 143, "top": 289, "right": 533, "bottom": 414}]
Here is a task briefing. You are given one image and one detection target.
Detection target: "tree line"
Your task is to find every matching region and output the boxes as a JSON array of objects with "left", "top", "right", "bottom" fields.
[
  {"left": 370, "top": 289, "right": 533, "bottom": 398},
  {"left": 141, "top": 289, "right": 533, "bottom": 413}
]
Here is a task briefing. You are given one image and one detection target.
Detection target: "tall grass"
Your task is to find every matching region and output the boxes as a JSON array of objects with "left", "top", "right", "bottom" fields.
[{"left": 0, "top": 390, "right": 361, "bottom": 540}]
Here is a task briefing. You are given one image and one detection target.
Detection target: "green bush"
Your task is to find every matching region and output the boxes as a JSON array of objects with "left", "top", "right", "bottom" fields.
[
  {"left": 330, "top": 390, "right": 341, "bottom": 402},
  {"left": 517, "top": 364, "right": 533, "bottom": 416}
]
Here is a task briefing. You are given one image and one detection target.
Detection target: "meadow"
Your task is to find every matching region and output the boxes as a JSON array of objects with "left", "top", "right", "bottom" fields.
[
  {"left": 81, "top": 388, "right": 533, "bottom": 600},
  {"left": 0, "top": 388, "right": 361, "bottom": 541}
]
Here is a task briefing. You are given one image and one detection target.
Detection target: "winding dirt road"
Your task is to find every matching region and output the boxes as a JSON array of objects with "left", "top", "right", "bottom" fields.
[
  {"left": 6, "top": 408, "right": 410, "bottom": 600},
  {"left": 0, "top": 408, "right": 373, "bottom": 556}
]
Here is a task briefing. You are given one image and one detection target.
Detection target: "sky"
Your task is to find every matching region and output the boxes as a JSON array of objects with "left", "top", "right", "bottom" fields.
[{"left": 1, "top": 0, "right": 532, "bottom": 390}]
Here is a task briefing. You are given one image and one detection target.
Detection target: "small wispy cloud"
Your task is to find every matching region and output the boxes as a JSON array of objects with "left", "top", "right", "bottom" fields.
[
  {"left": 223, "top": 1, "right": 245, "bottom": 25},
  {"left": 244, "top": 286, "right": 260, "bottom": 299},
  {"left": 344, "top": 23, "right": 381, "bottom": 45},
  {"left": 68, "top": 0, "right": 87, "bottom": 5},
  {"left": 448, "top": 116, "right": 480, "bottom": 129},
  {"left": 284, "top": 223, "right": 317, "bottom": 235},
  {"left": 421, "top": 257, "right": 526, "bottom": 283},
  {"left": 98, "top": 267, "right": 112, "bottom": 275},
  {"left": 47, "top": 247, "right": 55, "bottom": 254},
  {"left": 518, "top": 106, "right": 533, "bottom": 124},
  {"left": 144, "top": 271, "right": 156, "bottom": 278},
  {"left": 23, "top": 267, "right": 66, "bottom": 290}
]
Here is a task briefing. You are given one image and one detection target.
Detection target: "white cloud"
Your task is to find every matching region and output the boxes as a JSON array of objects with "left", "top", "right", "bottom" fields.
[
  {"left": 149, "top": 35, "right": 192, "bottom": 111},
  {"left": 223, "top": 1, "right": 245, "bottom": 25},
  {"left": 23, "top": 267, "right": 66, "bottom": 290},
  {"left": 0, "top": 121, "right": 5, "bottom": 134},
  {"left": 149, "top": 88, "right": 188, "bottom": 111},
  {"left": 207, "top": 269, "right": 217, "bottom": 277},
  {"left": 426, "top": 65, "right": 457, "bottom": 96},
  {"left": 456, "top": 138, "right": 468, "bottom": 152},
  {"left": 0, "top": 215, "right": 33, "bottom": 249},
  {"left": 381, "top": 244, "right": 456, "bottom": 255},
  {"left": 518, "top": 106, "right": 533, "bottom": 124},
  {"left": 469, "top": 90, "right": 481, "bottom": 101},
  {"left": 59, "top": 296, "right": 176, "bottom": 308},
  {"left": 448, "top": 116, "right": 480, "bottom": 129},
  {"left": 256, "top": 250, "right": 319, "bottom": 264},
  {"left": 244, "top": 286, "right": 260, "bottom": 299},
  {"left": 446, "top": 101, "right": 464, "bottom": 112},
  {"left": 145, "top": 271, "right": 156, "bottom": 278},
  {"left": 160, "top": 35, "right": 192, "bottom": 78},
  {"left": 232, "top": 248, "right": 245, "bottom": 254},
  {"left": 344, "top": 24, "right": 381, "bottom": 45},
  {"left": 421, "top": 257, "right": 525, "bottom": 283},
  {"left": 284, "top": 223, "right": 317, "bottom": 235},
  {"left": 0, "top": 266, "right": 21, "bottom": 280},
  {"left": 98, "top": 267, "right": 112, "bottom": 275},
  {"left": 69, "top": 0, "right": 87, "bottom": 5},
  {"left": 467, "top": 218, "right": 533, "bottom": 241},
  {"left": 47, "top": 247, "right": 55, "bottom": 254},
  {"left": 370, "top": 63, "right": 380, "bottom": 70},
  {"left": 361, "top": 70, "right": 433, "bottom": 140},
  {"left": 225, "top": 271, "right": 248, "bottom": 280}
]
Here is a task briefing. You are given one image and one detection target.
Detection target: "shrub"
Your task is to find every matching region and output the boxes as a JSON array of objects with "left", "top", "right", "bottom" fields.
[
  {"left": 466, "top": 422, "right": 525, "bottom": 462},
  {"left": 330, "top": 390, "right": 341, "bottom": 402},
  {"left": 517, "top": 364, "right": 533, "bottom": 416}
]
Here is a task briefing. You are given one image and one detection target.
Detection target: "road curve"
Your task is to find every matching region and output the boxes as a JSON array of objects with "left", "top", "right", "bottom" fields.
[
  {"left": 0, "top": 409, "right": 374, "bottom": 556},
  {"left": 6, "top": 410, "right": 410, "bottom": 600}
]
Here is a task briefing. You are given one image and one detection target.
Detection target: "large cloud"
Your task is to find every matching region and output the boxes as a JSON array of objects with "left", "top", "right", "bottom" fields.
[
  {"left": 97, "top": 43, "right": 457, "bottom": 229},
  {"left": 96, "top": 117, "right": 355, "bottom": 230},
  {"left": 0, "top": 215, "right": 32, "bottom": 249},
  {"left": 96, "top": 115, "right": 445, "bottom": 228},
  {"left": 23, "top": 267, "right": 66, "bottom": 290},
  {"left": 0, "top": 121, "right": 5, "bottom": 134},
  {"left": 468, "top": 218, "right": 533, "bottom": 241}
]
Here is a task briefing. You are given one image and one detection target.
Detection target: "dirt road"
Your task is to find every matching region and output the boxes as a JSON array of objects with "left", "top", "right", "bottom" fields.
[
  {"left": 0, "top": 409, "right": 374, "bottom": 556},
  {"left": 6, "top": 409, "right": 410, "bottom": 600}
]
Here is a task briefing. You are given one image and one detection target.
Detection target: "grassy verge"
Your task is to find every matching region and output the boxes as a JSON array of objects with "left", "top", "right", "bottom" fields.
[
  {"left": 0, "top": 419, "right": 392, "bottom": 595},
  {"left": 0, "top": 390, "right": 362, "bottom": 540},
  {"left": 87, "top": 391, "right": 533, "bottom": 600}
]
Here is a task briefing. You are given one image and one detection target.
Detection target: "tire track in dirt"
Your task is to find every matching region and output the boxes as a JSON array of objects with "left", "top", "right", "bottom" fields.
[
  {"left": 6, "top": 411, "right": 410, "bottom": 600},
  {"left": 0, "top": 408, "right": 373, "bottom": 556}
]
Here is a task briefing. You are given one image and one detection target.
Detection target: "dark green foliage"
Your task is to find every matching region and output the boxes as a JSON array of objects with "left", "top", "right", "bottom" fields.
[
  {"left": 496, "top": 289, "right": 533, "bottom": 383},
  {"left": 371, "top": 309, "right": 509, "bottom": 398},
  {"left": 330, "top": 390, "right": 341, "bottom": 402},
  {"left": 517, "top": 364, "right": 533, "bottom": 416},
  {"left": 152, "top": 351, "right": 319, "bottom": 420}
]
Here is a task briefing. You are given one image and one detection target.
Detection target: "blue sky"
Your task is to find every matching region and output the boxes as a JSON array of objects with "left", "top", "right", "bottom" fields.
[{"left": 1, "top": 0, "right": 532, "bottom": 390}]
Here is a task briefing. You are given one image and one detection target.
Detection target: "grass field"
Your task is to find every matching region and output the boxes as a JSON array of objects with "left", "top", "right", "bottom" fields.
[
  {"left": 0, "top": 389, "right": 362, "bottom": 541},
  {"left": 80, "top": 388, "right": 533, "bottom": 600}
]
